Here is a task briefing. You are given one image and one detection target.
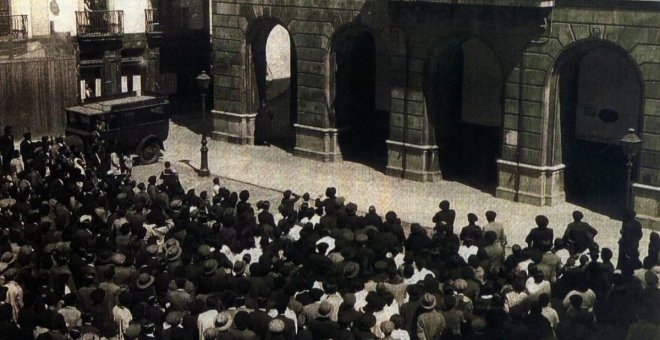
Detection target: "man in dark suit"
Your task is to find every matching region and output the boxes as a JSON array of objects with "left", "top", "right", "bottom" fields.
[
  {"left": 308, "top": 302, "right": 340, "bottom": 339},
  {"left": 19, "top": 132, "right": 34, "bottom": 163},
  {"left": 525, "top": 215, "right": 554, "bottom": 253},
  {"left": 0, "top": 126, "right": 15, "bottom": 173}
]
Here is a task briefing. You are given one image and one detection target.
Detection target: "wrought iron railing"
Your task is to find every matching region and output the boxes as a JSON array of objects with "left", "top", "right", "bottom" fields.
[
  {"left": 145, "top": 9, "right": 160, "bottom": 33},
  {"left": 0, "top": 15, "right": 28, "bottom": 40},
  {"left": 76, "top": 10, "right": 123, "bottom": 36}
]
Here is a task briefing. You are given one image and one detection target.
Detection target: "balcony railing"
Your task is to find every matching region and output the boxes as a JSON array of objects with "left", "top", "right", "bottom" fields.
[
  {"left": 76, "top": 10, "right": 123, "bottom": 37},
  {"left": 0, "top": 15, "right": 28, "bottom": 40},
  {"left": 145, "top": 9, "right": 160, "bottom": 33}
]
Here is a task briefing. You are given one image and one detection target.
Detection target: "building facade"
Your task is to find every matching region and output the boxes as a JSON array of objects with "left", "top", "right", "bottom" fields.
[
  {"left": 0, "top": 0, "right": 210, "bottom": 133},
  {"left": 211, "top": 0, "right": 660, "bottom": 229}
]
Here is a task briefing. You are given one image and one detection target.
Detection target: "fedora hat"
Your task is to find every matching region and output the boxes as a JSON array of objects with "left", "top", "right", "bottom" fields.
[
  {"left": 343, "top": 262, "right": 360, "bottom": 279},
  {"left": 215, "top": 312, "right": 231, "bottom": 331},
  {"left": 204, "top": 259, "right": 218, "bottom": 275},
  {"left": 136, "top": 273, "right": 154, "bottom": 289},
  {"left": 166, "top": 246, "right": 182, "bottom": 262},
  {"left": 421, "top": 293, "right": 436, "bottom": 310}
]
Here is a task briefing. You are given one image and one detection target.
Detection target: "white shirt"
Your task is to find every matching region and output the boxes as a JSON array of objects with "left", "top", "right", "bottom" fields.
[
  {"left": 542, "top": 306, "right": 559, "bottom": 330},
  {"left": 458, "top": 245, "right": 479, "bottom": 263}
]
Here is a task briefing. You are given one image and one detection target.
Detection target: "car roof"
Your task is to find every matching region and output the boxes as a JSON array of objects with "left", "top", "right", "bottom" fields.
[{"left": 66, "top": 95, "right": 168, "bottom": 116}]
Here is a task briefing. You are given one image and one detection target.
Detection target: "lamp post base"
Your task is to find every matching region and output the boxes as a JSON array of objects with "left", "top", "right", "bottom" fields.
[{"left": 199, "top": 139, "right": 210, "bottom": 177}]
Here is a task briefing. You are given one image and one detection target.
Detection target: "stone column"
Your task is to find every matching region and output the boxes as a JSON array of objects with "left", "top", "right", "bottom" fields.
[{"left": 385, "top": 87, "right": 441, "bottom": 182}]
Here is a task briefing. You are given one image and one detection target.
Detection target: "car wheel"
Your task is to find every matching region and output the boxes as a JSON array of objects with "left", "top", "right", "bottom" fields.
[{"left": 139, "top": 140, "right": 160, "bottom": 164}]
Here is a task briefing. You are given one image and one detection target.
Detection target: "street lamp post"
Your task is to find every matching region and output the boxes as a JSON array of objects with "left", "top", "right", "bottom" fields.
[
  {"left": 196, "top": 71, "right": 211, "bottom": 177},
  {"left": 620, "top": 128, "right": 642, "bottom": 211}
]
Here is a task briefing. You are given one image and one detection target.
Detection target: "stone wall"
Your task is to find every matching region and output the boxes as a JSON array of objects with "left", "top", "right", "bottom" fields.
[
  {"left": 211, "top": 0, "right": 660, "bottom": 229},
  {"left": 496, "top": 3, "right": 660, "bottom": 228}
]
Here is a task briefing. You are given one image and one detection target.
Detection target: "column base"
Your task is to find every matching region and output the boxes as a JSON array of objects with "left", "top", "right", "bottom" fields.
[
  {"left": 292, "top": 124, "right": 343, "bottom": 162},
  {"left": 633, "top": 183, "right": 660, "bottom": 231},
  {"left": 385, "top": 140, "right": 442, "bottom": 182},
  {"left": 211, "top": 110, "right": 256, "bottom": 145},
  {"left": 495, "top": 159, "right": 565, "bottom": 206}
]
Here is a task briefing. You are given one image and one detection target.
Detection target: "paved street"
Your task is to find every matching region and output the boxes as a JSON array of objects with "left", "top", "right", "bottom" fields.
[{"left": 132, "top": 119, "right": 654, "bottom": 260}]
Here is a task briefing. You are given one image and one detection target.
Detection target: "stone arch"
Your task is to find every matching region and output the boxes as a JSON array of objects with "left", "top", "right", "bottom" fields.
[
  {"left": 544, "top": 38, "right": 644, "bottom": 215},
  {"left": 425, "top": 33, "right": 505, "bottom": 191},
  {"left": 244, "top": 16, "right": 298, "bottom": 146},
  {"left": 326, "top": 22, "right": 391, "bottom": 166}
]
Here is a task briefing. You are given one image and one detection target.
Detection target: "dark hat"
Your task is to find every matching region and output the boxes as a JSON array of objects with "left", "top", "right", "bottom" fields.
[
  {"left": 268, "top": 318, "right": 286, "bottom": 333},
  {"left": 453, "top": 279, "right": 468, "bottom": 291},
  {"left": 136, "top": 273, "right": 154, "bottom": 289},
  {"left": 198, "top": 244, "right": 211, "bottom": 258},
  {"left": 204, "top": 259, "right": 218, "bottom": 275},
  {"left": 170, "top": 199, "right": 182, "bottom": 209},
  {"left": 343, "top": 262, "right": 360, "bottom": 279},
  {"left": 645, "top": 271, "right": 659, "bottom": 286},
  {"left": 318, "top": 301, "right": 332, "bottom": 318},
  {"left": 215, "top": 312, "right": 231, "bottom": 331},
  {"left": 467, "top": 213, "right": 478, "bottom": 223},
  {"left": 355, "top": 233, "right": 368, "bottom": 244},
  {"left": 110, "top": 252, "right": 126, "bottom": 266},
  {"left": 233, "top": 260, "right": 246, "bottom": 275},
  {"left": 123, "top": 324, "right": 141, "bottom": 339},
  {"left": 374, "top": 260, "right": 388, "bottom": 272},
  {"left": 166, "top": 246, "right": 182, "bottom": 262},
  {"left": 421, "top": 293, "right": 436, "bottom": 310},
  {"left": 343, "top": 292, "right": 356, "bottom": 306},
  {"left": 166, "top": 311, "right": 183, "bottom": 325}
]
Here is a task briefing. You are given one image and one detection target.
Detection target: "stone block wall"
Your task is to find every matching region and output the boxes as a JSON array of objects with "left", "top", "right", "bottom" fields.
[{"left": 497, "top": 3, "right": 660, "bottom": 228}]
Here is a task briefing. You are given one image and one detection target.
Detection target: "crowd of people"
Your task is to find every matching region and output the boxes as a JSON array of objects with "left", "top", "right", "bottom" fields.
[{"left": 0, "top": 125, "right": 657, "bottom": 340}]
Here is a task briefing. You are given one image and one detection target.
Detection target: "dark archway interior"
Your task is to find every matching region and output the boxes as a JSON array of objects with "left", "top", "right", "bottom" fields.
[
  {"left": 334, "top": 29, "right": 388, "bottom": 167},
  {"left": 431, "top": 39, "right": 503, "bottom": 193},
  {"left": 557, "top": 45, "right": 641, "bottom": 218},
  {"left": 251, "top": 21, "right": 297, "bottom": 149}
]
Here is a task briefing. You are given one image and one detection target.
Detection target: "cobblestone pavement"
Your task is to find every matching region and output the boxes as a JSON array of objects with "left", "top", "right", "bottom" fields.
[{"left": 132, "top": 119, "right": 654, "bottom": 259}]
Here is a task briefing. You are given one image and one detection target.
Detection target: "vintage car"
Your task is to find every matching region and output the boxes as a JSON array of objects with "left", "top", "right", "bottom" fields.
[{"left": 65, "top": 92, "right": 169, "bottom": 164}]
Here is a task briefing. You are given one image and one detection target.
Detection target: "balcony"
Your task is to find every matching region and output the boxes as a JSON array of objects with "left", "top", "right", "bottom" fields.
[
  {"left": 76, "top": 10, "right": 123, "bottom": 39},
  {"left": 145, "top": 9, "right": 161, "bottom": 33},
  {"left": 0, "top": 15, "right": 28, "bottom": 41}
]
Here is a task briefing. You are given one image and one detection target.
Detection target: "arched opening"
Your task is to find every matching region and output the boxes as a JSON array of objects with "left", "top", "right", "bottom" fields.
[
  {"left": 250, "top": 20, "right": 297, "bottom": 148},
  {"left": 551, "top": 43, "right": 642, "bottom": 218},
  {"left": 332, "top": 26, "right": 388, "bottom": 167},
  {"left": 430, "top": 37, "right": 503, "bottom": 192}
]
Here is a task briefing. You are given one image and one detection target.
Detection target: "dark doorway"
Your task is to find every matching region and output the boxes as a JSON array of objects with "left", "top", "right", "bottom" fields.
[
  {"left": 334, "top": 28, "right": 387, "bottom": 167},
  {"left": 431, "top": 38, "right": 503, "bottom": 193},
  {"left": 556, "top": 45, "right": 642, "bottom": 218},
  {"left": 251, "top": 22, "right": 297, "bottom": 149}
]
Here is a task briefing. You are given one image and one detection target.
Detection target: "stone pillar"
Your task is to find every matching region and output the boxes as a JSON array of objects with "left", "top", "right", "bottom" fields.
[
  {"left": 385, "top": 86, "right": 441, "bottom": 182},
  {"left": 496, "top": 160, "right": 565, "bottom": 206},
  {"left": 495, "top": 52, "right": 565, "bottom": 206},
  {"left": 293, "top": 124, "right": 342, "bottom": 162},
  {"left": 210, "top": 3, "right": 254, "bottom": 144},
  {"left": 102, "top": 49, "right": 121, "bottom": 96}
]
